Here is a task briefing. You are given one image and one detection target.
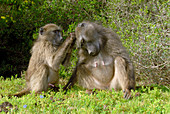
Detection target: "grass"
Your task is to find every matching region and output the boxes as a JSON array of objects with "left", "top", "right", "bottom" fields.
[{"left": 0, "top": 76, "right": 169, "bottom": 113}]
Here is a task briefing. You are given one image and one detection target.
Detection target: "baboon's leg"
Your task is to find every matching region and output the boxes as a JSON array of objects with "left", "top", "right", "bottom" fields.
[
  {"left": 30, "top": 65, "right": 49, "bottom": 93},
  {"left": 48, "top": 69, "right": 59, "bottom": 84},
  {"left": 110, "top": 56, "right": 131, "bottom": 99},
  {"left": 47, "top": 69, "right": 60, "bottom": 91}
]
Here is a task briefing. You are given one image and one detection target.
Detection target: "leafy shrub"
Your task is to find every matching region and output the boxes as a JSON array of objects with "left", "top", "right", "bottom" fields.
[
  {"left": 0, "top": 0, "right": 169, "bottom": 86},
  {"left": 101, "top": 0, "right": 169, "bottom": 86}
]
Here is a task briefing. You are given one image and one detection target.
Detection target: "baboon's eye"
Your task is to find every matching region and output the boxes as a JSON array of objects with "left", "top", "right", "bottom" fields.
[
  {"left": 86, "top": 41, "right": 92, "bottom": 44},
  {"left": 39, "top": 28, "right": 44, "bottom": 35},
  {"left": 53, "top": 30, "right": 60, "bottom": 34}
]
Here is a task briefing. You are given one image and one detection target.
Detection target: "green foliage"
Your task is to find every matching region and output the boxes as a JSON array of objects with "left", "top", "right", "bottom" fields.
[
  {"left": 1, "top": 0, "right": 168, "bottom": 85},
  {"left": 102, "top": 0, "right": 169, "bottom": 86},
  {"left": 0, "top": 77, "right": 169, "bottom": 113}
]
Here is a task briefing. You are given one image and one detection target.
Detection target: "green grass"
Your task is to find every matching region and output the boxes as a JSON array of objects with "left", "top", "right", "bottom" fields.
[{"left": 0, "top": 76, "right": 169, "bottom": 113}]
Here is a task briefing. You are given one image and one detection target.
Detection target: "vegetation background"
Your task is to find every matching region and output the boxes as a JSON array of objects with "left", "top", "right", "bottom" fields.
[{"left": 0, "top": 0, "right": 169, "bottom": 113}]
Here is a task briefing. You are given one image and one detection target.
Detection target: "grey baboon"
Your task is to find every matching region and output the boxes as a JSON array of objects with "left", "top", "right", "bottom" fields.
[
  {"left": 13, "top": 24, "right": 76, "bottom": 97},
  {"left": 64, "top": 21, "right": 135, "bottom": 99}
]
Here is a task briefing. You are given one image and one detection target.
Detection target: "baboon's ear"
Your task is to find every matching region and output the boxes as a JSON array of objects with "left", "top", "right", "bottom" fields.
[
  {"left": 78, "top": 23, "right": 86, "bottom": 27},
  {"left": 39, "top": 27, "right": 44, "bottom": 35}
]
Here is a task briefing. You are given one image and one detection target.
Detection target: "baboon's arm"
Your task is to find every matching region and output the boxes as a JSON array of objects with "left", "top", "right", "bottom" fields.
[
  {"left": 63, "top": 63, "right": 78, "bottom": 93},
  {"left": 62, "top": 36, "right": 75, "bottom": 67},
  {"left": 48, "top": 33, "right": 76, "bottom": 71}
]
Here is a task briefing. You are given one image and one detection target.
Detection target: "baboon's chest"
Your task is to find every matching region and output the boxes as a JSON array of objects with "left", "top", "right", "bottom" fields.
[{"left": 85, "top": 54, "right": 114, "bottom": 84}]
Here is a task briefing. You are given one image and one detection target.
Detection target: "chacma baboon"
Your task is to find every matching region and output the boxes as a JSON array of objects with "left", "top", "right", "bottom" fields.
[
  {"left": 64, "top": 21, "right": 135, "bottom": 99},
  {"left": 13, "top": 24, "right": 76, "bottom": 97}
]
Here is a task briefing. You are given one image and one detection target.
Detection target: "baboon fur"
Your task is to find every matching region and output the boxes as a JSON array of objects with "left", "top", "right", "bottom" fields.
[
  {"left": 13, "top": 24, "right": 75, "bottom": 97},
  {"left": 64, "top": 21, "right": 135, "bottom": 99}
]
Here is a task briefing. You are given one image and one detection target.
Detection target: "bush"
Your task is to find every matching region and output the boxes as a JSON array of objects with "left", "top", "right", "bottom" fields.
[
  {"left": 102, "top": 0, "right": 169, "bottom": 86},
  {"left": 0, "top": 0, "right": 169, "bottom": 86}
]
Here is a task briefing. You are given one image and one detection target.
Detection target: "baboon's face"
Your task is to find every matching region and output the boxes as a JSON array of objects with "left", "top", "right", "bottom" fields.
[
  {"left": 75, "top": 22, "right": 102, "bottom": 56},
  {"left": 39, "top": 24, "right": 63, "bottom": 46}
]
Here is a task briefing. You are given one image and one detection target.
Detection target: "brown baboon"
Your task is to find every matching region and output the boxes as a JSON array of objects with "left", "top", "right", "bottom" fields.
[
  {"left": 12, "top": 24, "right": 76, "bottom": 97},
  {"left": 64, "top": 21, "right": 135, "bottom": 99}
]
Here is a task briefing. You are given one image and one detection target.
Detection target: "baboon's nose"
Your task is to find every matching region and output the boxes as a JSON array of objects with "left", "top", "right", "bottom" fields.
[
  {"left": 60, "top": 38, "right": 64, "bottom": 43},
  {"left": 88, "top": 50, "right": 95, "bottom": 56}
]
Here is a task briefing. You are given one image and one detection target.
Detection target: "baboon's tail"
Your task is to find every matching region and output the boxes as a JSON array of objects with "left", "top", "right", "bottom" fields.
[{"left": 9, "top": 88, "right": 30, "bottom": 98}]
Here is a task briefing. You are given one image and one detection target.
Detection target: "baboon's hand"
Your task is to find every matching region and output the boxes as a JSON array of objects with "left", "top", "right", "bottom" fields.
[
  {"left": 123, "top": 89, "right": 132, "bottom": 99},
  {"left": 64, "top": 32, "right": 76, "bottom": 45},
  {"left": 48, "top": 84, "right": 59, "bottom": 92},
  {"left": 69, "top": 32, "right": 76, "bottom": 41}
]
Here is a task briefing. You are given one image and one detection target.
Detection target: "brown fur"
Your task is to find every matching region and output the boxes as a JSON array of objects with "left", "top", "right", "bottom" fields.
[
  {"left": 13, "top": 24, "right": 76, "bottom": 97},
  {"left": 64, "top": 21, "right": 135, "bottom": 99}
]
